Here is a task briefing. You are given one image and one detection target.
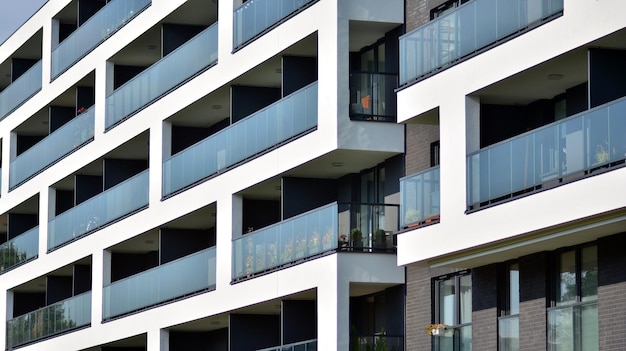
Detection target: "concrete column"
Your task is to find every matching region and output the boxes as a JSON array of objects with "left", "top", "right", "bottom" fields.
[{"left": 147, "top": 328, "right": 169, "bottom": 351}]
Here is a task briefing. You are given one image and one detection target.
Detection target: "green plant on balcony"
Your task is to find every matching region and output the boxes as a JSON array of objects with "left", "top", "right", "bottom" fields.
[
  {"left": 351, "top": 228, "right": 363, "bottom": 249},
  {"left": 374, "top": 229, "right": 387, "bottom": 249},
  {"left": 309, "top": 230, "right": 321, "bottom": 253},
  {"left": 295, "top": 236, "right": 307, "bottom": 259},
  {"left": 281, "top": 239, "right": 294, "bottom": 263},
  {"left": 374, "top": 328, "right": 388, "bottom": 351},
  {"left": 595, "top": 143, "right": 609, "bottom": 164},
  {"left": 266, "top": 243, "right": 277, "bottom": 268},
  {"left": 404, "top": 208, "right": 421, "bottom": 227}
]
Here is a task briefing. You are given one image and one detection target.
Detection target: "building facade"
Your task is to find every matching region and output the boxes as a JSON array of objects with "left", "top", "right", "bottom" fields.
[
  {"left": 0, "top": 0, "right": 407, "bottom": 350},
  {"left": 398, "top": 0, "right": 626, "bottom": 350}
]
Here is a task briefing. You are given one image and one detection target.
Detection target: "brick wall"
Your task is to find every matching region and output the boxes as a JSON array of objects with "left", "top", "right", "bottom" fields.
[
  {"left": 405, "top": 264, "right": 459, "bottom": 351},
  {"left": 598, "top": 232, "right": 626, "bottom": 350},
  {"left": 471, "top": 264, "right": 498, "bottom": 351},
  {"left": 519, "top": 252, "right": 548, "bottom": 351},
  {"left": 405, "top": 124, "right": 439, "bottom": 176},
  {"left": 406, "top": 0, "right": 450, "bottom": 32}
]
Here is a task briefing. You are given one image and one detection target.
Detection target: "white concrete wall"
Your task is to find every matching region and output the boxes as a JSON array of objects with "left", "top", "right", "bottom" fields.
[{"left": 396, "top": 0, "right": 626, "bottom": 266}]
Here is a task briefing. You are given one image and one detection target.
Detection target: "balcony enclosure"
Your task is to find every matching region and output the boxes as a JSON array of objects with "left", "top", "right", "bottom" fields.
[
  {"left": 48, "top": 170, "right": 149, "bottom": 249},
  {"left": 7, "top": 292, "right": 91, "bottom": 349},
  {"left": 51, "top": 0, "right": 151, "bottom": 78},
  {"left": 105, "top": 13, "right": 218, "bottom": 129},
  {"left": 0, "top": 227, "right": 38, "bottom": 274},
  {"left": 163, "top": 82, "right": 318, "bottom": 196},
  {"left": 232, "top": 202, "right": 399, "bottom": 281},
  {"left": 233, "top": 0, "right": 317, "bottom": 49},
  {"left": 257, "top": 339, "right": 318, "bottom": 351},
  {"left": 0, "top": 61, "right": 42, "bottom": 121},
  {"left": 468, "top": 96, "right": 626, "bottom": 209},
  {"left": 400, "top": 165, "right": 440, "bottom": 228},
  {"left": 10, "top": 107, "right": 95, "bottom": 188},
  {"left": 399, "top": 0, "right": 563, "bottom": 85},
  {"left": 103, "top": 247, "right": 216, "bottom": 319}
]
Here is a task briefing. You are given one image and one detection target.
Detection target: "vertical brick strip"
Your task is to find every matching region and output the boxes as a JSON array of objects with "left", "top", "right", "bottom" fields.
[
  {"left": 519, "top": 252, "right": 548, "bottom": 351},
  {"left": 472, "top": 264, "right": 499, "bottom": 351},
  {"left": 598, "top": 233, "right": 626, "bottom": 350}
]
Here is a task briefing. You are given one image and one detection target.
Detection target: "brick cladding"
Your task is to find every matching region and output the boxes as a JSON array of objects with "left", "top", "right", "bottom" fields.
[
  {"left": 405, "top": 124, "right": 439, "bottom": 176},
  {"left": 405, "top": 264, "right": 460, "bottom": 351},
  {"left": 406, "top": 0, "right": 450, "bottom": 32},
  {"left": 519, "top": 252, "right": 548, "bottom": 351},
  {"left": 598, "top": 232, "right": 626, "bottom": 350},
  {"left": 471, "top": 264, "right": 498, "bottom": 351}
]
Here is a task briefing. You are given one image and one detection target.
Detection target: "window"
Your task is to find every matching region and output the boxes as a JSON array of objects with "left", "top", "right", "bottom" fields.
[
  {"left": 430, "top": 140, "right": 440, "bottom": 167},
  {"left": 433, "top": 271, "right": 472, "bottom": 351},
  {"left": 430, "top": 0, "right": 470, "bottom": 19},
  {"left": 547, "top": 245, "right": 598, "bottom": 351},
  {"left": 499, "top": 263, "right": 520, "bottom": 351}
]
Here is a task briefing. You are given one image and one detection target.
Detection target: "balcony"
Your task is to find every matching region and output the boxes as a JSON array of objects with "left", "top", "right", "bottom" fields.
[
  {"left": 257, "top": 339, "right": 317, "bottom": 351},
  {"left": 6, "top": 291, "right": 91, "bottom": 349},
  {"left": 467, "top": 97, "right": 626, "bottom": 209},
  {"left": 233, "top": 0, "right": 316, "bottom": 49},
  {"left": 103, "top": 247, "right": 216, "bottom": 320},
  {"left": 105, "top": 23, "right": 218, "bottom": 129},
  {"left": 10, "top": 108, "right": 95, "bottom": 188},
  {"left": 163, "top": 81, "right": 318, "bottom": 197},
  {"left": 51, "top": 0, "right": 151, "bottom": 79},
  {"left": 349, "top": 72, "right": 398, "bottom": 122},
  {"left": 0, "top": 60, "right": 42, "bottom": 120},
  {"left": 48, "top": 170, "right": 149, "bottom": 250},
  {"left": 400, "top": 166, "right": 440, "bottom": 228},
  {"left": 232, "top": 202, "right": 398, "bottom": 281},
  {"left": 399, "top": 0, "right": 563, "bottom": 85},
  {"left": 0, "top": 227, "right": 38, "bottom": 274}
]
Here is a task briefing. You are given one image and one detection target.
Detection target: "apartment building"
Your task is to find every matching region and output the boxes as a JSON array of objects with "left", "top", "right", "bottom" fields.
[
  {"left": 397, "top": 0, "right": 626, "bottom": 350},
  {"left": 0, "top": 0, "right": 408, "bottom": 350}
]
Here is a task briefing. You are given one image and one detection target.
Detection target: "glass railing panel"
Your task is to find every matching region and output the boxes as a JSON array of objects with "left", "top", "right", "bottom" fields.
[
  {"left": 233, "top": 0, "right": 315, "bottom": 48},
  {"left": 163, "top": 82, "right": 317, "bottom": 196},
  {"left": 103, "top": 247, "right": 215, "bottom": 319},
  {"left": 51, "top": 0, "right": 151, "bottom": 78},
  {"left": 400, "top": 166, "right": 440, "bottom": 228},
  {"left": 467, "top": 97, "right": 626, "bottom": 208},
  {"left": 10, "top": 108, "right": 95, "bottom": 188},
  {"left": 6, "top": 291, "right": 91, "bottom": 349},
  {"left": 48, "top": 170, "right": 149, "bottom": 249},
  {"left": 349, "top": 72, "right": 398, "bottom": 122},
  {"left": 105, "top": 23, "right": 218, "bottom": 128},
  {"left": 498, "top": 315, "right": 519, "bottom": 351},
  {"left": 547, "top": 303, "right": 597, "bottom": 351},
  {"left": 342, "top": 203, "right": 400, "bottom": 250},
  {"left": 233, "top": 203, "right": 337, "bottom": 280},
  {"left": 0, "top": 227, "right": 38, "bottom": 274},
  {"left": 399, "top": 0, "right": 563, "bottom": 84},
  {"left": 0, "top": 60, "right": 42, "bottom": 120},
  {"left": 256, "top": 339, "right": 318, "bottom": 351}
]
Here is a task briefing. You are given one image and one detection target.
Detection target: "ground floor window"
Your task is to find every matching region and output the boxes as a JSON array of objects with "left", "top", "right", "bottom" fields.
[
  {"left": 547, "top": 245, "right": 598, "bottom": 350},
  {"left": 499, "top": 262, "right": 520, "bottom": 351},
  {"left": 433, "top": 271, "right": 472, "bottom": 351}
]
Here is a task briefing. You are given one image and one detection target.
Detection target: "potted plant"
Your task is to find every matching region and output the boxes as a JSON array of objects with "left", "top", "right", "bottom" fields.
[
  {"left": 351, "top": 228, "right": 363, "bottom": 250},
  {"left": 595, "top": 143, "right": 609, "bottom": 164},
  {"left": 374, "top": 229, "right": 387, "bottom": 249},
  {"left": 308, "top": 230, "right": 321, "bottom": 254},
  {"left": 404, "top": 208, "right": 421, "bottom": 227}
]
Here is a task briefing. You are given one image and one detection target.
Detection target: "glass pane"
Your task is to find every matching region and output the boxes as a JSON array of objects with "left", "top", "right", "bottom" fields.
[
  {"left": 556, "top": 250, "right": 577, "bottom": 306},
  {"left": 509, "top": 263, "right": 520, "bottom": 315},
  {"left": 459, "top": 274, "right": 472, "bottom": 324},
  {"left": 580, "top": 303, "right": 598, "bottom": 350},
  {"left": 499, "top": 316, "right": 520, "bottom": 351},
  {"left": 581, "top": 246, "right": 598, "bottom": 302},
  {"left": 459, "top": 324, "right": 472, "bottom": 351},
  {"left": 439, "top": 278, "right": 456, "bottom": 325},
  {"left": 548, "top": 308, "right": 574, "bottom": 351}
]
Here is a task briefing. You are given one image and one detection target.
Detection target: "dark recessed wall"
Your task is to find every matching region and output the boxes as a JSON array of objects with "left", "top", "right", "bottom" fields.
[
  {"left": 282, "top": 56, "right": 317, "bottom": 97},
  {"left": 103, "top": 159, "right": 147, "bottom": 190},
  {"left": 229, "top": 314, "right": 280, "bottom": 351},
  {"left": 46, "top": 275, "right": 73, "bottom": 305},
  {"left": 230, "top": 86, "right": 281, "bottom": 123},
  {"left": 160, "top": 228, "right": 215, "bottom": 264},
  {"left": 13, "top": 292, "right": 45, "bottom": 317},
  {"left": 73, "top": 264, "right": 91, "bottom": 295},
  {"left": 111, "top": 251, "right": 158, "bottom": 282},
  {"left": 49, "top": 106, "right": 75, "bottom": 134},
  {"left": 169, "top": 328, "right": 228, "bottom": 351},
  {"left": 283, "top": 300, "right": 316, "bottom": 344},
  {"left": 11, "top": 58, "right": 37, "bottom": 81},
  {"left": 55, "top": 189, "right": 74, "bottom": 215},
  {"left": 282, "top": 177, "right": 337, "bottom": 219},
  {"left": 16, "top": 135, "right": 45, "bottom": 156},
  {"left": 75, "top": 174, "right": 103, "bottom": 205},
  {"left": 114, "top": 65, "right": 147, "bottom": 89},
  {"left": 161, "top": 24, "right": 207, "bottom": 56},
  {"left": 589, "top": 48, "right": 626, "bottom": 108},
  {"left": 242, "top": 199, "right": 280, "bottom": 234},
  {"left": 76, "top": 86, "right": 95, "bottom": 112},
  {"left": 7, "top": 213, "right": 38, "bottom": 240},
  {"left": 77, "top": 0, "right": 106, "bottom": 26}
]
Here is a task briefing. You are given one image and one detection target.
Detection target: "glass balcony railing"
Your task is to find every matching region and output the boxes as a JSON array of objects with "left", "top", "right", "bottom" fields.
[
  {"left": 257, "top": 339, "right": 318, "bottom": 351},
  {"left": 51, "top": 0, "right": 151, "bottom": 79},
  {"left": 48, "top": 170, "right": 149, "bottom": 249},
  {"left": 400, "top": 166, "right": 440, "bottom": 228},
  {"left": 354, "top": 335, "right": 404, "bottom": 351},
  {"left": 105, "top": 23, "right": 218, "bottom": 129},
  {"left": 399, "top": 0, "right": 563, "bottom": 85},
  {"left": 232, "top": 202, "right": 399, "bottom": 281},
  {"left": 349, "top": 72, "right": 398, "bottom": 122},
  {"left": 233, "top": 0, "right": 316, "bottom": 49},
  {"left": 0, "top": 60, "right": 42, "bottom": 120},
  {"left": 6, "top": 291, "right": 91, "bottom": 349},
  {"left": 0, "top": 227, "right": 38, "bottom": 274},
  {"left": 547, "top": 303, "right": 597, "bottom": 351},
  {"left": 467, "top": 97, "right": 626, "bottom": 209},
  {"left": 10, "top": 108, "right": 95, "bottom": 188},
  {"left": 103, "top": 247, "right": 216, "bottom": 320},
  {"left": 163, "top": 82, "right": 318, "bottom": 196},
  {"left": 498, "top": 315, "right": 520, "bottom": 351}
]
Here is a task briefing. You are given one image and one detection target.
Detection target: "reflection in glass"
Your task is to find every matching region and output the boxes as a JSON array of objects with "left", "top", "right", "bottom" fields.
[
  {"left": 557, "top": 250, "right": 576, "bottom": 306},
  {"left": 581, "top": 246, "right": 597, "bottom": 302}
]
